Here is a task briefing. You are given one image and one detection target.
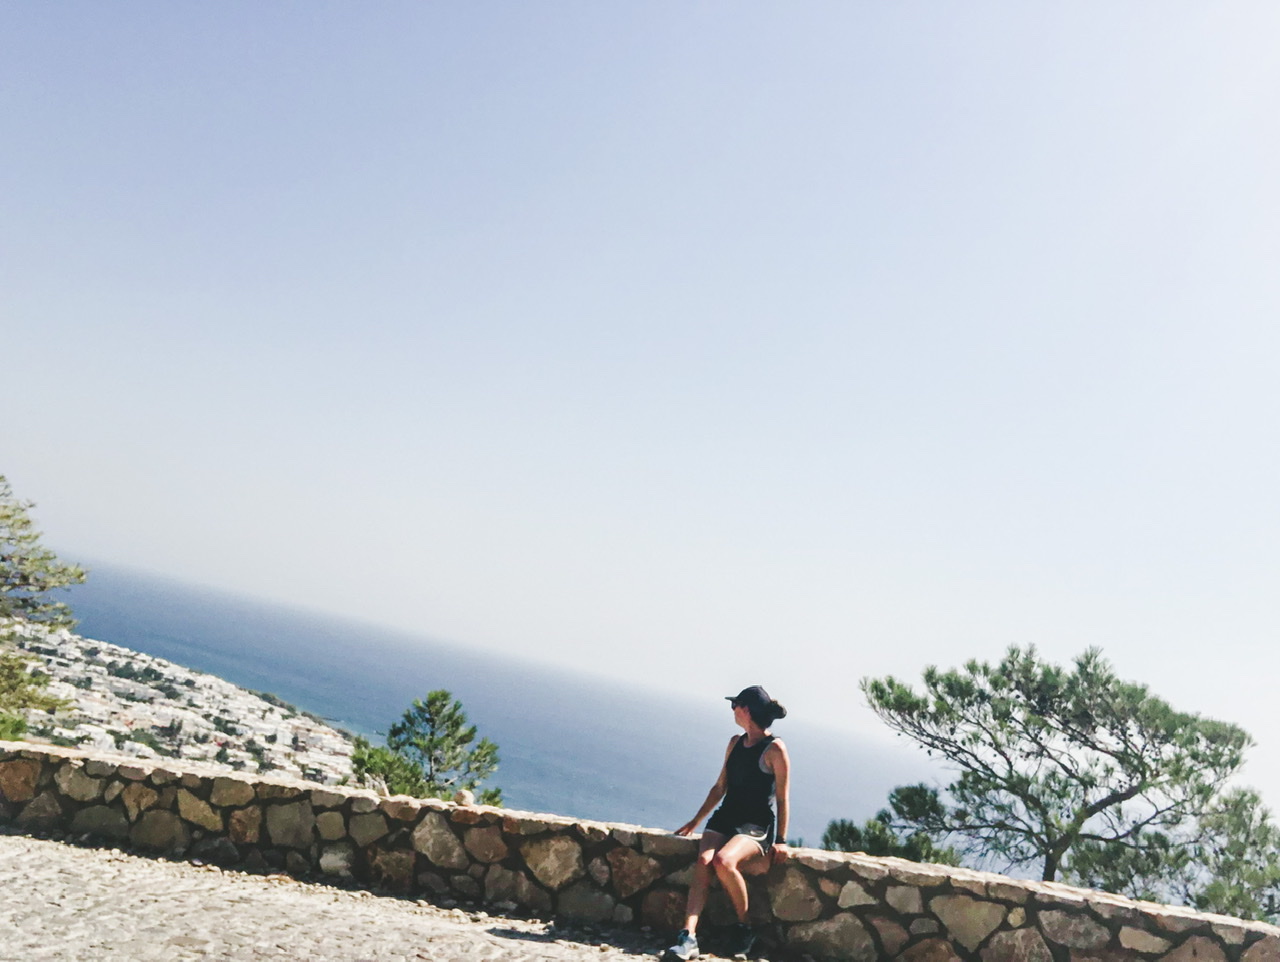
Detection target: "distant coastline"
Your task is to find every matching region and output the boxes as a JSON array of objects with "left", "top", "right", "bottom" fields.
[
  {"left": 63, "top": 562, "right": 931, "bottom": 842},
  {"left": 12, "top": 621, "right": 354, "bottom": 785}
]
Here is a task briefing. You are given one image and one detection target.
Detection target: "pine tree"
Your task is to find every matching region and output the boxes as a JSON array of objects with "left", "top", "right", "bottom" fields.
[
  {"left": 353, "top": 689, "right": 502, "bottom": 805},
  {"left": 862, "top": 646, "right": 1251, "bottom": 883},
  {"left": 1, "top": 475, "right": 87, "bottom": 629},
  {"left": 0, "top": 475, "right": 83, "bottom": 738}
]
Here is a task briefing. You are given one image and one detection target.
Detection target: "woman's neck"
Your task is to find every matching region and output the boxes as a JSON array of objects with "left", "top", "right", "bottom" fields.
[{"left": 741, "top": 723, "right": 769, "bottom": 744}]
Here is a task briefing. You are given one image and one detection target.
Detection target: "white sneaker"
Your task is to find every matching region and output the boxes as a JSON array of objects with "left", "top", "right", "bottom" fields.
[{"left": 662, "top": 929, "right": 700, "bottom": 961}]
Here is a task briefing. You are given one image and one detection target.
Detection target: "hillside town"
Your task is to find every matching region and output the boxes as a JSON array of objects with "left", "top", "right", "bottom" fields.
[{"left": 8, "top": 622, "right": 355, "bottom": 785}]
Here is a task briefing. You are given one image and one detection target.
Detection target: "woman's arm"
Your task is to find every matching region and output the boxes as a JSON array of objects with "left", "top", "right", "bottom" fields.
[
  {"left": 674, "top": 736, "right": 736, "bottom": 836},
  {"left": 768, "top": 739, "right": 792, "bottom": 862}
]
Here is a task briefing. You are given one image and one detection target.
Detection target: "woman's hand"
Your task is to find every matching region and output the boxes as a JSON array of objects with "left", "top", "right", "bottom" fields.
[
  {"left": 674, "top": 820, "right": 699, "bottom": 837},
  {"left": 771, "top": 842, "right": 790, "bottom": 865}
]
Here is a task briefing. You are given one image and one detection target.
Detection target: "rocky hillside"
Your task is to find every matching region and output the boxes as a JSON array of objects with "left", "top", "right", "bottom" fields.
[{"left": 7, "top": 622, "right": 354, "bottom": 785}]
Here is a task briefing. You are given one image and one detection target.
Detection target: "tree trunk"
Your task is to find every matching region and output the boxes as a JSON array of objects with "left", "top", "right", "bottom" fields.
[{"left": 1042, "top": 854, "right": 1058, "bottom": 882}]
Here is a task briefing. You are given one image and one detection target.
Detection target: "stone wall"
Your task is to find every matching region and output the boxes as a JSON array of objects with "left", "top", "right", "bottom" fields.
[{"left": 3, "top": 742, "right": 1279, "bottom": 962}]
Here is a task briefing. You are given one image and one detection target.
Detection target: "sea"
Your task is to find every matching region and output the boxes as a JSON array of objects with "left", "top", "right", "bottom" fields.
[{"left": 67, "top": 563, "right": 931, "bottom": 844}]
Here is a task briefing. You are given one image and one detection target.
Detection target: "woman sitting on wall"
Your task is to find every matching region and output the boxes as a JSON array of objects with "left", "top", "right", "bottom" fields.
[{"left": 663, "top": 685, "right": 790, "bottom": 961}]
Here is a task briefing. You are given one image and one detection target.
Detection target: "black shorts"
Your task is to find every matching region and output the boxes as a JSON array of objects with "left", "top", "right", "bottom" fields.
[{"left": 705, "top": 810, "right": 775, "bottom": 852}]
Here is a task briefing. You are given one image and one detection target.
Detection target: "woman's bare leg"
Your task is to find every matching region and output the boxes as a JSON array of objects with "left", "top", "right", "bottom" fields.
[
  {"left": 683, "top": 831, "right": 726, "bottom": 934},
  {"left": 711, "top": 835, "right": 768, "bottom": 924}
]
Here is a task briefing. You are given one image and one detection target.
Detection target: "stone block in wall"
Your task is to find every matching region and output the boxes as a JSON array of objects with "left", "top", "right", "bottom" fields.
[
  {"left": 640, "top": 831, "right": 696, "bottom": 859},
  {"left": 794, "top": 850, "right": 844, "bottom": 872},
  {"left": 1242, "top": 936, "right": 1280, "bottom": 962},
  {"left": 886, "top": 884, "right": 924, "bottom": 915},
  {"left": 319, "top": 841, "right": 356, "bottom": 877},
  {"left": 1119, "top": 927, "right": 1172, "bottom": 953},
  {"left": 788, "top": 912, "right": 877, "bottom": 962},
  {"left": 451, "top": 875, "right": 480, "bottom": 897},
  {"left": 121, "top": 782, "right": 158, "bottom": 821},
  {"left": 640, "top": 887, "right": 685, "bottom": 931},
  {"left": 503, "top": 813, "right": 552, "bottom": 836},
  {"left": 847, "top": 855, "right": 889, "bottom": 882},
  {"left": 464, "top": 825, "right": 508, "bottom": 864},
  {"left": 417, "top": 871, "right": 449, "bottom": 895},
  {"left": 450, "top": 805, "right": 489, "bottom": 826},
  {"left": 413, "top": 812, "right": 468, "bottom": 870},
  {"left": 1033, "top": 880, "right": 1091, "bottom": 906},
  {"left": 1087, "top": 891, "right": 1145, "bottom": 922},
  {"left": 192, "top": 837, "right": 240, "bottom": 866},
  {"left": 664, "top": 865, "right": 694, "bottom": 888},
  {"left": 484, "top": 863, "right": 552, "bottom": 915},
  {"left": 838, "top": 880, "right": 876, "bottom": 908},
  {"left": 770, "top": 866, "right": 822, "bottom": 921},
  {"left": 17, "top": 791, "right": 62, "bottom": 828},
  {"left": 558, "top": 881, "right": 616, "bottom": 922},
  {"left": 886, "top": 859, "right": 954, "bottom": 887},
  {"left": 177, "top": 789, "right": 223, "bottom": 832},
  {"left": 371, "top": 848, "right": 416, "bottom": 892},
  {"left": 986, "top": 879, "right": 1031, "bottom": 903},
  {"left": 211, "top": 776, "right": 256, "bottom": 808},
  {"left": 229, "top": 805, "right": 262, "bottom": 844},
  {"left": 899, "top": 937, "right": 962, "bottom": 962},
  {"left": 1213, "top": 923, "right": 1249, "bottom": 946},
  {"left": 349, "top": 812, "right": 388, "bottom": 847},
  {"left": 316, "top": 811, "right": 346, "bottom": 841},
  {"left": 588, "top": 857, "right": 609, "bottom": 886},
  {"left": 929, "top": 894, "right": 1005, "bottom": 950},
  {"left": 285, "top": 851, "right": 311, "bottom": 876},
  {"left": 981, "top": 926, "right": 1053, "bottom": 962},
  {"left": 380, "top": 797, "right": 421, "bottom": 822},
  {"left": 131, "top": 809, "right": 189, "bottom": 852},
  {"left": 522, "top": 835, "right": 585, "bottom": 891},
  {"left": 254, "top": 781, "right": 302, "bottom": 799},
  {"left": 0, "top": 758, "right": 42, "bottom": 803},
  {"left": 70, "top": 805, "right": 129, "bottom": 840},
  {"left": 265, "top": 799, "right": 315, "bottom": 849},
  {"left": 1162, "top": 936, "right": 1229, "bottom": 962},
  {"left": 310, "top": 789, "right": 347, "bottom": 809},
  {"left": 606, "top": 846, "right": 662, "bottom": 898},
  {"left": 1039, "top": 909, "right": 1110, "bottom": 950},
  {"left": 945, "top": 866, "right": 994, "bottom": 895},
  {"left": 576, "top": 822, "right": 609, "bottom": 844},
  {"left": 868, "top": 915, "right": 910, "bottom": 956},
  {"left": 84, "top": 759, "right": 117, "bottom": 778}
]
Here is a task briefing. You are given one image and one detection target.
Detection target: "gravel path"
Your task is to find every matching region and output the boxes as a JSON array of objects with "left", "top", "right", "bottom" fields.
[{"left": 0, "top": 830, "right": 669, "bottom": 962}]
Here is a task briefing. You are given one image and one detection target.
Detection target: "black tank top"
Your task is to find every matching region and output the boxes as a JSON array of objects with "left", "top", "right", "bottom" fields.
[{"left": 720, "top": 734, "right": 777, "bottom": 827}]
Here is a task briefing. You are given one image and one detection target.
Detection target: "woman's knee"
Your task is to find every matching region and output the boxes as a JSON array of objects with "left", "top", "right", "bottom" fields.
[{"left": 711, "top": 850, "right": 742, "bottom": 873}]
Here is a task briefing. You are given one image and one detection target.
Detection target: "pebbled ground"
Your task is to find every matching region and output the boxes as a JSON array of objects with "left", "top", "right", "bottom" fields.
[{"left": 0, "top": 829, "right": 670, "bottom": 962}]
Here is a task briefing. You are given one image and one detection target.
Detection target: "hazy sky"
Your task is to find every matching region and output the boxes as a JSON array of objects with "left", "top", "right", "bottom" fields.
[{"left": 5, "top": 5, "right": 1280, "bottom": 797}]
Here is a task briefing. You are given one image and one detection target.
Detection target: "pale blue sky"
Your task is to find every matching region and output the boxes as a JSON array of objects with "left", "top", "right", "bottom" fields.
[{"left": 5, "top": 4, "right": 1280, "bottom": 797}]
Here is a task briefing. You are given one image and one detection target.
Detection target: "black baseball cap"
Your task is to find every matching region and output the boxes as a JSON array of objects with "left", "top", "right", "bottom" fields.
[{"left": 727, "top": 685, "right": 771, "bottom": 714}]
